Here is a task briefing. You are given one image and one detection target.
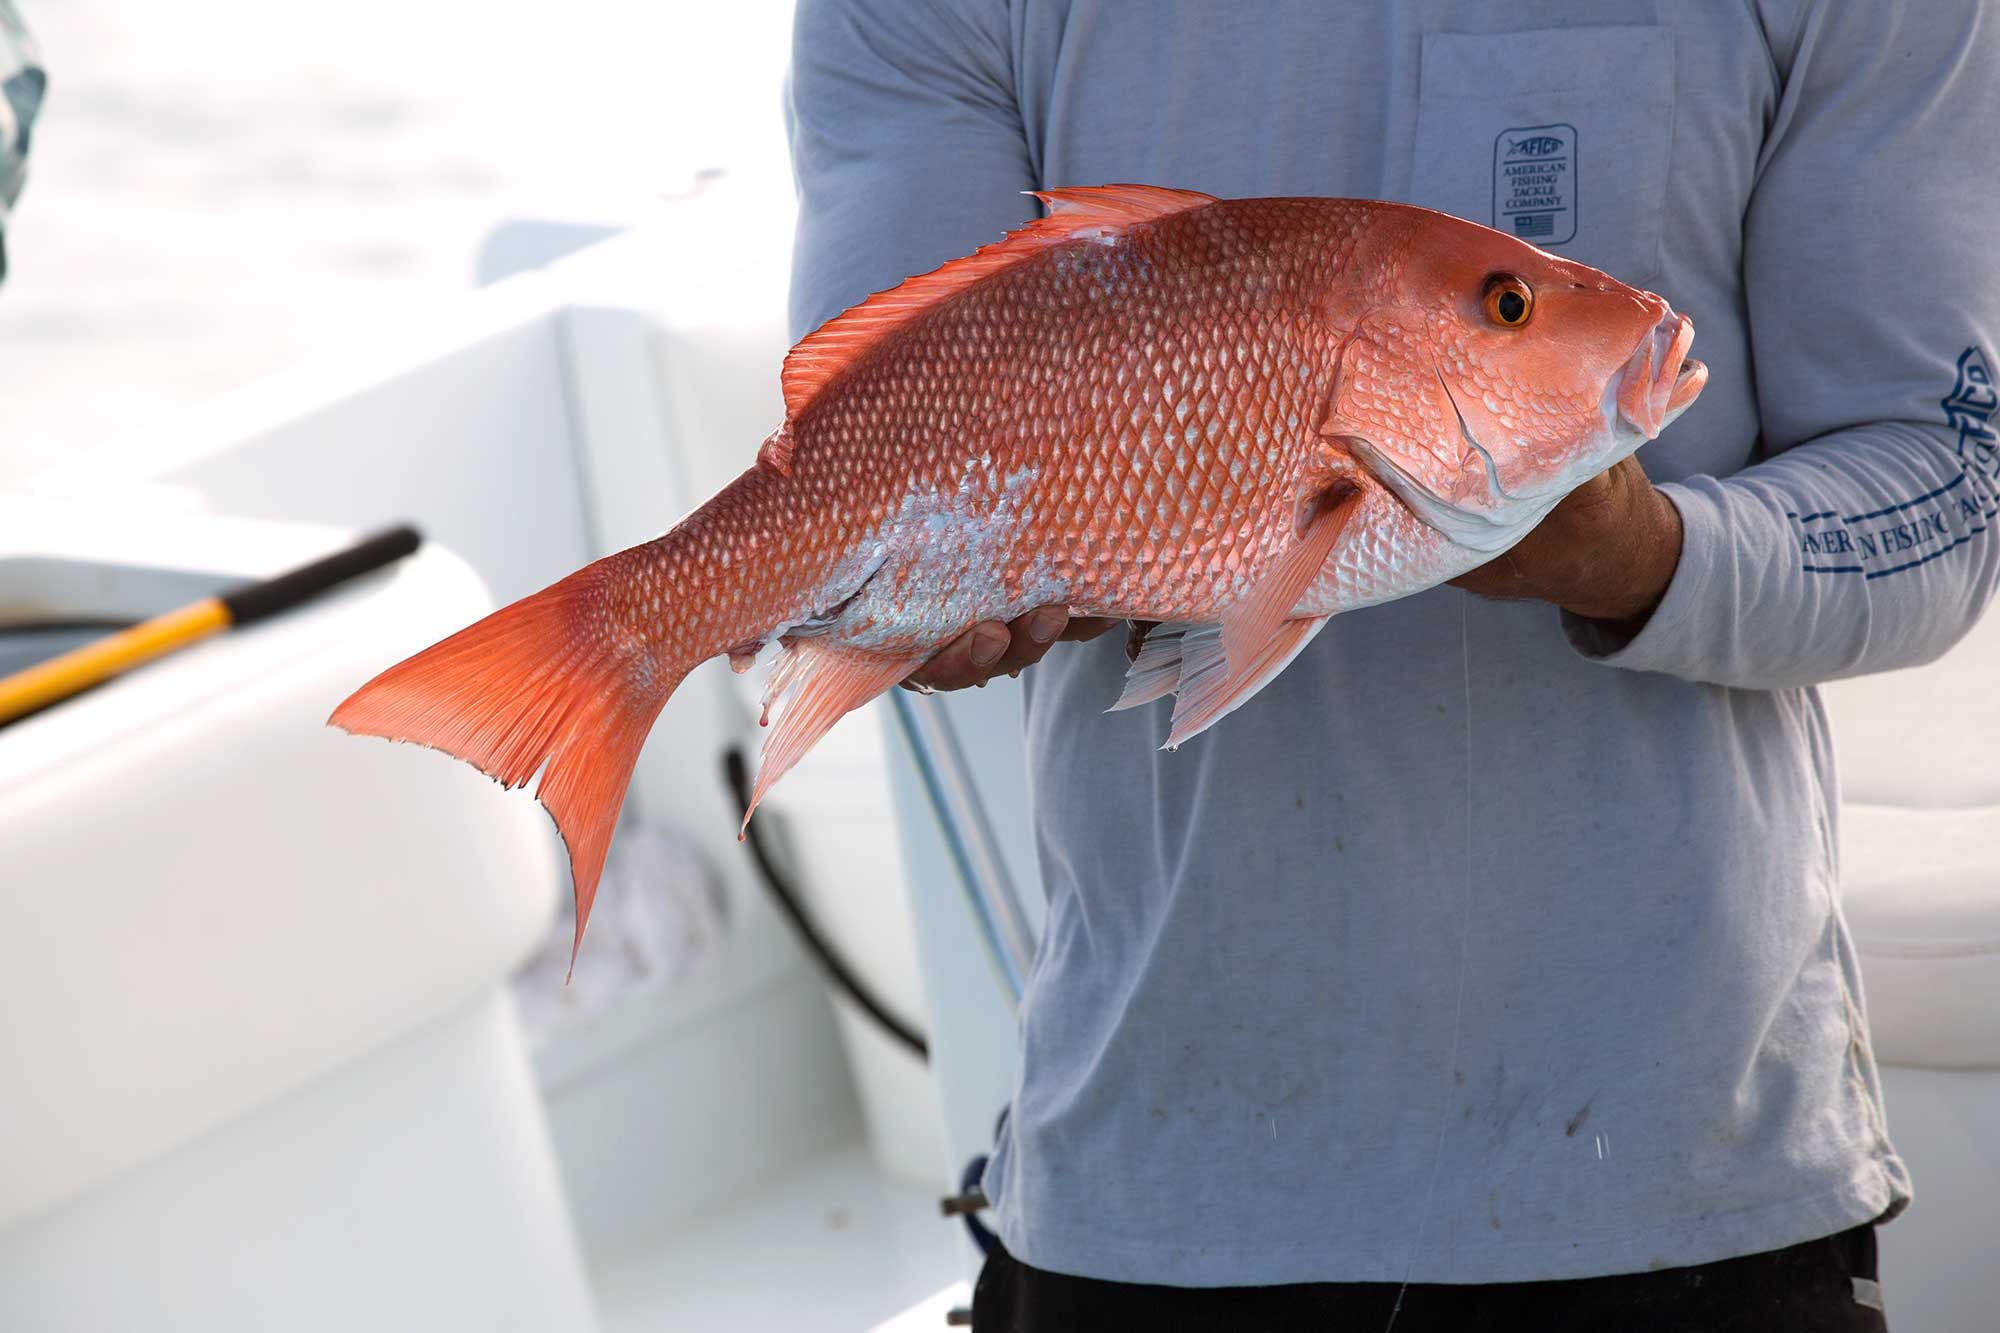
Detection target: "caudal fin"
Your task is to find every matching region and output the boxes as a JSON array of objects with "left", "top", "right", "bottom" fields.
[{"left": 329, "top": 565, "right": 683, "bottom": 970}]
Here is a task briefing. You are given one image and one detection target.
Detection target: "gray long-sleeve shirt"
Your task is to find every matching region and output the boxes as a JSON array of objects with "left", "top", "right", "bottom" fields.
[{"left": 788, "top": 0, "right": 2000, "bottom": 1285}]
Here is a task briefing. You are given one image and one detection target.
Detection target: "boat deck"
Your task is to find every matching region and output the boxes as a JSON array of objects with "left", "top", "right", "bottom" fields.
[{"left": 592, "top": 1139, "right": 966, "bottom": 1333}]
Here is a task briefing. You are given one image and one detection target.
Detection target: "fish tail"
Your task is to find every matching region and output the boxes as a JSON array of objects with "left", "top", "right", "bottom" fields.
[{"left": 329, "top": 555, "right": 689, "bottom": 971}]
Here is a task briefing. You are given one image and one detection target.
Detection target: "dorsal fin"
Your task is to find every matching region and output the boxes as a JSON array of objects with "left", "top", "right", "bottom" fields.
[
  {"left": 755, "top": 425, "right": 794, "bottom": 476},
  {"left": 780, "top": 185, "right": 1217, "bottom": 419},
  {"left": 1035, "top": 183, "right": 1220, "bottom": 227}
]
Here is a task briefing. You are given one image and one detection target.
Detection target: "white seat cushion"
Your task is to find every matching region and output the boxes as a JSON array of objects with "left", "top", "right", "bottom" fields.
[
  {"left": 1839, "top": 804, "right": 2000, "bottom": 1069},
  {"left": 0, "top": 507, "right": 561, "bottom": 1228},
  {"left": 1820, "top": 617, "right": 2000, "bottom": 808}
]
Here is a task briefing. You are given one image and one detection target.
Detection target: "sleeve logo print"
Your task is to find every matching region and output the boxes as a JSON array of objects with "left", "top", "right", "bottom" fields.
[
  {"left": 1792, "top": 346, "right": 1998, "bottom": 580},
  {"left": 1493, "top": 124, "right": 1576, "bottom": 244},
  {"left": 1945, "top": 345, "right": 1998, "bottom": 473}
]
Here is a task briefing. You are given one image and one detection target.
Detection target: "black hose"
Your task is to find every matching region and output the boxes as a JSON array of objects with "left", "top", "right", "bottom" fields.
[
  {"left": 723, "top": 745, "right": 930, "bottom": 1062},
  {"left": 0, "top": 619, "right": 136, "bottom": 636}
]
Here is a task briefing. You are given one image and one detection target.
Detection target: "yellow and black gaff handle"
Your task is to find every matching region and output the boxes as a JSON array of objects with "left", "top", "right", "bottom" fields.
[{"left": 0, "top": 524, "right": 422, "bottom": 728}]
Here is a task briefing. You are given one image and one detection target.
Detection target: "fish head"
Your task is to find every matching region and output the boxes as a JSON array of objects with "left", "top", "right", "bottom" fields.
[{"left": 1323, "top": 206, "right": 1707, "bottom": 551}]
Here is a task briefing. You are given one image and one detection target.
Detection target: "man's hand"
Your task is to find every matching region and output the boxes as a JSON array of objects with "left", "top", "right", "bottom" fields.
[
  {"left": 1449, "top": 456, "right": 1684, "bottom": 636},
  {"left": 904, "top": 608, "right": 1120, "bottom": 692}
]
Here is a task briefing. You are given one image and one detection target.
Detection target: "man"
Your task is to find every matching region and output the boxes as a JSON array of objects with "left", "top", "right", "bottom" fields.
[{"left": 788, "top": 4, "right": 1998, "bottom": 1328}]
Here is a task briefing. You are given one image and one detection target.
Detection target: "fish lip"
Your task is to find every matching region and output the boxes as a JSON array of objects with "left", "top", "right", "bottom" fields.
[
  {"left": 1666, "top": 356, "right": 1708, "bottom": 421},
  {"left": 1615, "top": 312, "right": 1702, "bottom": 438}
]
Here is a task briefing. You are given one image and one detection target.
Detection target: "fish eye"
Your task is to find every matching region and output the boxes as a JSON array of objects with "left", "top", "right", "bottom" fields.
[{"left": 1482, "top": 275, "right": 1534, "bottom": 328}]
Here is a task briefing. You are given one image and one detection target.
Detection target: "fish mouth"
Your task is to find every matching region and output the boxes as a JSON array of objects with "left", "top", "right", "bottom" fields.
[
  {"left": 1353, "top": 312, "right": 1707, "bottom": 552},
  {"left": 1615, "top": 312, "right": 1707, "bottom": 439}
]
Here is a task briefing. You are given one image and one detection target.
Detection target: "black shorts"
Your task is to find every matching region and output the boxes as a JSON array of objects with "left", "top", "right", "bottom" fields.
[{"left": 972, "top": 1224, "right": 1886, "bottom": 1332}]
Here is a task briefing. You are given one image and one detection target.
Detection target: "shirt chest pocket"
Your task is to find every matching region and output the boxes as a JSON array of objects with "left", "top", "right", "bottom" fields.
[{"left": 1409, "top": 26, "right": 1675, "bottom": 286}]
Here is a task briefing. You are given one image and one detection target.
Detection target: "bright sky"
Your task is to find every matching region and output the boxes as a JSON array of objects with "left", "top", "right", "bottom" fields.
[{"left": 0, "top": 0, "right": 797, "bottom": 483}]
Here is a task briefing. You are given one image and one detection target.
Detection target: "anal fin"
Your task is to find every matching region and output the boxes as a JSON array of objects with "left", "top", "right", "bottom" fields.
[{"left": 747, "top": 638, "right": 925, "bottom": 832}]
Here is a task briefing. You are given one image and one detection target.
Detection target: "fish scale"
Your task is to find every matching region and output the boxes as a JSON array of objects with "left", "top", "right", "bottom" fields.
[{"left": 332, "top": 184, "right": 1706, "bottom": 961}]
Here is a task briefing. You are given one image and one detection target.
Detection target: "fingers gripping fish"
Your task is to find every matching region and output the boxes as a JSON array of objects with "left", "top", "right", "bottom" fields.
[{"left": 331, "top": 185, "right": 1707, "bottom": 961}]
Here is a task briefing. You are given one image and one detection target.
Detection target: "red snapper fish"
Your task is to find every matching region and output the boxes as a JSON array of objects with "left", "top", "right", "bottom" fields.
[{"left": 332, "top": 185, "right": 1706, "bottom": 955}]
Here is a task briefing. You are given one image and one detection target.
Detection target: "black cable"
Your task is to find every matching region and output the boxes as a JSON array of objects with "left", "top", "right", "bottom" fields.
[
  {"left": 0, "top": 619, "right": 135, "bottom": 636},
  {"left": 723, "top": 745, "right": 930, "bottom": 1062},
  {"left": 219, "top": 525, "right": 421, "bottom": 626}
]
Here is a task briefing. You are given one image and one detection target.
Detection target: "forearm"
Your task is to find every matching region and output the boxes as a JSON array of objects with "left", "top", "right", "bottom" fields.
[{"left": 1565, "top": 421, "right": 2000, "bottom": 689}]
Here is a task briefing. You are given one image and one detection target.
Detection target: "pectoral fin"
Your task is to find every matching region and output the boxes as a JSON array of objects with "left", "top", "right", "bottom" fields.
[{"left": 1217, "top": 482, "right": 1359, "bottom": 673}]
